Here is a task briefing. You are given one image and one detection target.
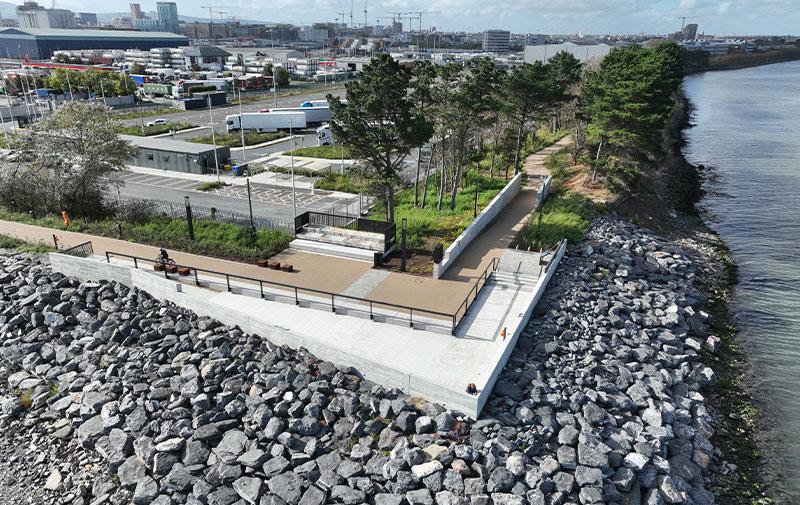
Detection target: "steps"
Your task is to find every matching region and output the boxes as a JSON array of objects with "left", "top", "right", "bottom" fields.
[
  {"left": 289, "top": 239, "right": 378, "bottom": 263},
  {"left": 298, "top": 224, "right": 385, "bottom": 252},
  {"left": 491, "top": 270, "right": 540, "bottom": 289}
]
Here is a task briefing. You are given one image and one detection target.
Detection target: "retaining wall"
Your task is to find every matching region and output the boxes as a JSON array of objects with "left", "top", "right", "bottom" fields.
[{"left": 433, "top": 172, "right": 523, "bottom": 279}]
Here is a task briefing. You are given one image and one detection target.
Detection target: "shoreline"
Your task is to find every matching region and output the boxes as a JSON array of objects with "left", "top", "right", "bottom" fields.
[
  {"left": 687, "top": 48, "right": 800, "bottom": 74},
  {"left": 653, "top": 91, "right": 773, "bottom": 502}
]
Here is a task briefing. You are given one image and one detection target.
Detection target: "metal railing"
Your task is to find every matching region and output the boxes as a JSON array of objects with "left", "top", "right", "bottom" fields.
[
  {"left": 105, "top": 251, "right": 460, "bottom": 334},
  {"left": 452, "top": 257, "right": 500, "bottom": 324},
  {"left": 61, "top": 241, "right": 93, "bottom": 258}
]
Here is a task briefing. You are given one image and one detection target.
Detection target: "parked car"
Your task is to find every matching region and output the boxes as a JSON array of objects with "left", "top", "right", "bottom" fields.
[{"left": 146, "top": 118, "right": 168, "bottom": 127}]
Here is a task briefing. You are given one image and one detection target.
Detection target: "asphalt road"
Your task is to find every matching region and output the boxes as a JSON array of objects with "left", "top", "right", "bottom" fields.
[
  {"left": 116, "top": 171, "right": 360, "bottom": 225},
  {"left": 118, "top": 86, "right": 345, "bottom": 135}
]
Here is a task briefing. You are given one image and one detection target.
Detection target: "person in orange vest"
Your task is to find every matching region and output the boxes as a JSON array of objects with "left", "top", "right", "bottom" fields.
[{"left": 61, "top": 210, "right": 70, "bottom": 227}]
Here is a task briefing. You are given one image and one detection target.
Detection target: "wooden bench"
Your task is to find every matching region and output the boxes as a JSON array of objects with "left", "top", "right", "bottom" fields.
[
  {"left": 153, "top": 263, "right": 165, "bottom": 271},
  {"left": 165, "top": 264, "right": 178, "bottom": 274},
  {"left": 256, "top": 258, "right": 268, "bottom": 268},
  {"left": 268, "top": 261, "right": 281, "bottom": 270},
  {"left": 177, "top": 267, "right": 191, "bottom": 276},
  {"left": 280, "top": 264, "right": 293, "bottom": 273}
]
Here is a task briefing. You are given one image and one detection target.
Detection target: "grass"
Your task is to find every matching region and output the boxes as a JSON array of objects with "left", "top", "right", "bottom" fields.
[
  {"left": 0, "top": 208, "right": 292, "bottom": 263},
  {"left": 514, "top": 149, "right": 596, "bottom": 250},
  {"left": 197, "top": 180, "right": 230, "bottom": 191},
  {"left": 116, "top": 122, "right": 197, "bottom": 136},
  {"left": 286, "top": 145, "right": 355, "bottom": 159},
  {"left": 314, "top": 173, "right": 365, "bottom": 193},
  {"left": 18, "top": 389, "right": 32, "bottom": 410},
  {"left": 190, "top": 131, "right": 286, "bottom": 148},
  {"left": 369, "top": 172, "right": 508, "bottom": 250},
  {"left": 113, "top": 107, "right": 182, "bottom": 120},
  {"left": 0, "top": 233, "right": 56, "bottom": 253}
]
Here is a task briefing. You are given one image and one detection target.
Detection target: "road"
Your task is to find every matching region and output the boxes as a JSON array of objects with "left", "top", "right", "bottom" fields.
[{"left": 116, "top": 171, "right": 362, "bottom": 224}]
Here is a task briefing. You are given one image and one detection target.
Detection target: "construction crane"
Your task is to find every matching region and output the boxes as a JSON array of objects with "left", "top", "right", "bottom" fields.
[
  {"left": 406, "top": 10, "right": 439, "bottom": 33},
  {"left": 336, "top": 11, "right": 350, "bottom": 27},
  {"left": 678, "top": 16, "right": 686, "bottom": 32},
  {"left": 201, "top": 6, "right": 225, "bottom": 25}
]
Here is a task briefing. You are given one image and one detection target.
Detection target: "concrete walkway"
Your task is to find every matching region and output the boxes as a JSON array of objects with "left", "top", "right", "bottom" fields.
[{"left": 442, "top": 135, "right": 572, "bottom": 282}]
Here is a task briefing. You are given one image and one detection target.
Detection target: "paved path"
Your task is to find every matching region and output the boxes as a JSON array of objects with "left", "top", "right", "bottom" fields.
[{"left": 441, "top": 135, "right": 572, "bottom": 282}]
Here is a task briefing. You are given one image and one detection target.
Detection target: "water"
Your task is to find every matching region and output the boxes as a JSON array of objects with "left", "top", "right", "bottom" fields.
[{"left": 683, "top": 60, "right": 800, "bottom": 499}]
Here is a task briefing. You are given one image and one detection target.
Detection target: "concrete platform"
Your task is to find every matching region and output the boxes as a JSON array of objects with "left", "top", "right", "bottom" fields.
[{"left": 48, "top": 242, "right": 566, "bottom": 417}]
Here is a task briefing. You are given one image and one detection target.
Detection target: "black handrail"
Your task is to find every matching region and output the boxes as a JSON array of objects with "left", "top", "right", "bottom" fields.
[
  {"left": 62, "top": 241, "right": 93, "bottom": 258},
  {"left": 105, "top": 251, "right": 458, "bottom": 334},
  {"left": 453, "top": 257, "right": 500, "bottom": 323}
]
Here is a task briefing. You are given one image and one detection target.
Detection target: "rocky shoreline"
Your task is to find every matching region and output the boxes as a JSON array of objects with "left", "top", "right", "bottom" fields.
[{"left": 0, "top": 214, "right": 733, "bottom": 505}]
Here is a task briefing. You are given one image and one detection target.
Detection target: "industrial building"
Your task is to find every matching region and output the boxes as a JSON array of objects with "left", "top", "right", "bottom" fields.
[
  {"left": 121, "top": 135, "right": 231, "bottom": 174},
  {"left": 482, "top": 29, "right": 511, "bottom": 53},
  {"left": 0, "top": 28, "right": 189, "bottom": 59}
]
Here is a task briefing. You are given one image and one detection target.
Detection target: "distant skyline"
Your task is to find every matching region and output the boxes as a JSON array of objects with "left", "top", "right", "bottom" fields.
[{"left": 4, "top": 0, "right": 799, "bottom": 35}]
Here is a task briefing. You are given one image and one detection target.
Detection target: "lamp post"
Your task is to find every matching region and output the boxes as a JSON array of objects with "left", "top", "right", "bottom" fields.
[
  {"left": 208, "top": 94, "right": 220, "bottom": 180},
  {"left": 238, "top": 86, "right": 246, "bottom": 163},
  {"left": 289, "top": 118, "right": 297, "bottom": 219}
]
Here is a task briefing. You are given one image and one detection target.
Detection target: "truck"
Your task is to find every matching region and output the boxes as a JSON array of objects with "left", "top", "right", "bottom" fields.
[
  {"left": 226, "top": 111, "right": 307, "bottom": 133},
  {"left": 267, "top": 105, "right": 331, "bottom": 126},
  {"left": 316, "top": 124, "right": 334, "bottom": 146}
]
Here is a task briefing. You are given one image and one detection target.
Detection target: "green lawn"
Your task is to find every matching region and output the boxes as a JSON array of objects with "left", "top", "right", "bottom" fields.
[
  {"left": 514, "top": 149, "right": 596, "bottom": 250},
  {"left": 190, "top": 131, "right": 286, "bottom": 148},
  {"left": 0, "top": 234, "right": 56, "bottom": 254},
  {"left": 286, "top": 145, "right": 355, "bottom": 159},
  {"left": 117, "top": 122, "right": 197, "bottom": 136},
  {"left": 369, "top": 172, "right": 508, "bottom": 250},
  {"left": 314, "top": 173, "right": 366, "bottom": 193},
  {"left": 0, "top": 208, "right": 292, "bottom": 263},
  {"left": 113, "top": 107, "right": 182, "bottom": 120}
]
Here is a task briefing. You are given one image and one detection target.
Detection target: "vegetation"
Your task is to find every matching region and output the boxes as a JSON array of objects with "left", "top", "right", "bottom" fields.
[
  {"left": 117, "top": 122, "right": 196, "bottom": 136},
  {"left": 579, "top": 43, "right": 684, "bottom": 192},
  {"left": 286, "top": 145, "right": 354, "bottom": 159},
  {"left": 196, "top": 180, "right": 229, "bottom": 191},
  {"left": 0, "top": 101, "right": 134, "bottom": 218},
  {"left": 6, "top": 69, "right": 137, "bottom": 97},
  {"left": 515, "top": 150, "right": 596, "bottom": 250},
  {"left": 0, "top": 207, "right": 292, "bottom": 263},
  {"left": 314, "top": 172, "right": 366, "bottom": 193},
  {"left": 190, "top": 131, "right": 285, "bottom": 147},
  {"left": 369, "top": 171, "right": 507, "bottom": 249},
  {"left": 328, "top": 54, "right": 434, "bottom": 222},
  {"left": 0, "top": 234, "right": 56, "bottom": 254}
]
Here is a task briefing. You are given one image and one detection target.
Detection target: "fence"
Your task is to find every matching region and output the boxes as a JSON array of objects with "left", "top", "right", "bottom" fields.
[
  {"left": 111, "top": 195, "right": 294, "bottom": 233},
  {"left": 61, "top": 241, "right": 93, "bottom": 258}
]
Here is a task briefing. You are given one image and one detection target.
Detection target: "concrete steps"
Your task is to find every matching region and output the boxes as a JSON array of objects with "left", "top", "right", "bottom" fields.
[
  {"left": 492, "top": 271, "right": 539, "bottom": 289},
  {"left": 289, "top": 239, "right": 378, "bottom": 263},
  {"left": 299, "top": 224, "right": 385, "bottom": 251}
]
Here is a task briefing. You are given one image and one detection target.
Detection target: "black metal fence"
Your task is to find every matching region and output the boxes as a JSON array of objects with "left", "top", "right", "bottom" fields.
[
  {"left": 61, "top": 241, "right": 93, "bottom": 258},
  {"left": 294, "top": 211, "right": 396, "bottom": 252},
  {"left": 111, "top": 195, "right": 294, "bottom": 233}
]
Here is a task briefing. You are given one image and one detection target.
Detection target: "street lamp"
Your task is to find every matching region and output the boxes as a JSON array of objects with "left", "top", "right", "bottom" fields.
[
  {"left": 208, "top": 94, "right": 220, "bottom": 180},
  {"left": 289, "top": 118, "right": 296, "bottom": 219},
  {"left": 238, "top": 86, "right": 246, "bottom": 163}
]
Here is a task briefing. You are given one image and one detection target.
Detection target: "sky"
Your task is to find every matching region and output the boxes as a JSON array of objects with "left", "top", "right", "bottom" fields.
[{"left": 19, "top": 0, "right": 800, "bottom": 35}]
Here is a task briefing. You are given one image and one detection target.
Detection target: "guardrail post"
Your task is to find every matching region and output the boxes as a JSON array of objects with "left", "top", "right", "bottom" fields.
[
  {"left": 164, "top": 266, "right": 168, "bottom": 279},
  {"left": 133, "top": 257, "right": 138, "bottom": 269},
  {"left": 369, "top": 301, "right": 373, "bottom": 320},
  {"left": 226, "top": 275, "right": 231, "bottom": 292},
  {"left": 330, "top": 294, "right": 335, "bottom": 312},
  {"left": 452, "top": 315, "right": 456, "bottom": 335},
  {"left": 409, "top": 308, "right": 413, "bottom": 328},
  {"left": 105, "top": 252, "right": 110, "bottom": 263},
  {"left": 259, "top": 281, "right": 264, "bottom": 298},
  {"left": 294, "top": 288, "right": 299, "bottom": 305},
  {"left": 194, "top": 269, "right": 199, "bottom": 286}
]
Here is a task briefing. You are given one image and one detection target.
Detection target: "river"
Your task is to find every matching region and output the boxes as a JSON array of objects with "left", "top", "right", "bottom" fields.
[{"left": 683, "top": 60, "right": 800, "bottom": 500}]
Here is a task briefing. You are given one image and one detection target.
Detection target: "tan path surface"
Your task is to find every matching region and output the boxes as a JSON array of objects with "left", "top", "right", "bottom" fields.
[
  {"left": 0, "top": 220, "right": 470, "bottom": 314},
  {"left": 441, "top": 135, "right": 572, "bottom": 282}
]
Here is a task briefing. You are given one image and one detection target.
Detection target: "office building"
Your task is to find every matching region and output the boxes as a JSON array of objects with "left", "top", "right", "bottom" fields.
[
  {"left": 76, "top": 12, "right": 98, "bottom": 26},
  {"left": 156, "top": 2, "right": 179, "bottom": 33},
  {"left": 482, "top": 29, "right": 510, "bottom": 53},
  {"left": 682, "top": 23, "right": 698, "bottom": 41},
  {"left": 130, "top": 3, "right": 144, "bottom": 22},
  {"left": 16, "top": 1, "right": 77, "bottom": 29}
]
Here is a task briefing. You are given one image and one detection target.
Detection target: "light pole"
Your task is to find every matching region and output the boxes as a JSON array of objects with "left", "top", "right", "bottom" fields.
[
  {"left": 238, "top": 86, "right": 246, "bottom": 163},
  {"left": 99, "top": 80, "right": 107, "bottom": 107},
  {"left": 208, "top": 94, "right": 220, "bottom": 180},
  {"left": 289, "top": 118, "right": 296, "bottom": 219}
]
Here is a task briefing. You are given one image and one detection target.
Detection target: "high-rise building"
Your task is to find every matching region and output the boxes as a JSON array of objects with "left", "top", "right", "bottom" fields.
[
  {"left": 482, "top": 29, "right": 510, "bottom": 53},
  {"left": 130, "top": 3, "right": 143, "bottom": 22},
  {"left": 156, "top": 2, "right": 179, "bottom": 33},
  {"left": 682, "top": 23, "right": 698, "bottom": 41},
  {"left": 16, "top": 1, "right": 77, "bottom": 29}
]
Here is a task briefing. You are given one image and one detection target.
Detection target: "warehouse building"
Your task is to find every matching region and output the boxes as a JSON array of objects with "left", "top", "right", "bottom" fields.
[
  {"left": 0, "top": 27, "right": 189, "bottom": 60},
  {"left": 121, "top": 135, "right": 230, "bottom": 174}
]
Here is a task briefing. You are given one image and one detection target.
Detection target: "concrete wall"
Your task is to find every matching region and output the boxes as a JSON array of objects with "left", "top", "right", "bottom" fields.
[
  {"left": 433, "top": 172, "right": 523, "bottom": 279},
  {"left": 536, "top": 176, "right": 552, "bottom": 211},
  {"left": 469, "top": 240, "right": 568, "bottom": 415}
]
